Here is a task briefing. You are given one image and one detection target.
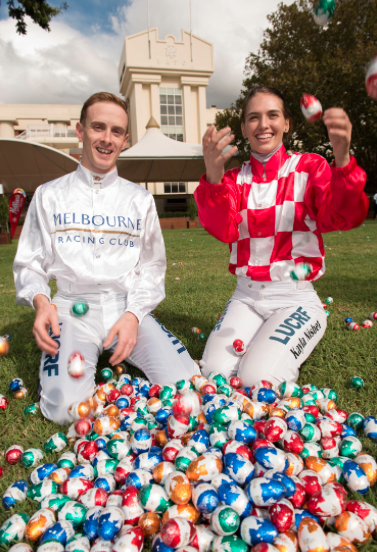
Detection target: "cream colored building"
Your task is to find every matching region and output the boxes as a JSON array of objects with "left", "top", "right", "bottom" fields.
[{"left": 0, "top": 27, "right": 224, "bottom": 212}]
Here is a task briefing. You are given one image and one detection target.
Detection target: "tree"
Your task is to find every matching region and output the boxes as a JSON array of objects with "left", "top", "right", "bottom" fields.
[
  {"left": 216, "top": 0, "right": 377, "bottom": 192},
  {"left": 187, "top": 195, "right": 198, "bottom": 221},
  {"left": 2, "top": 0, "right": 67, "bottom": 34},
  {"left": 0, "top": 194, "right": 9, "bottom": 233}
]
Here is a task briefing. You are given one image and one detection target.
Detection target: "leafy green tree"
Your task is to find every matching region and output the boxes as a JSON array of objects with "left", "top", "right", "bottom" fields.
[
  {"left": 216, "top": 0, "right": 377, "bottom": 191},
  {"left": 187, "top": 195, "right": 198, "bottom": 221},
  {"left": 0, "top": 194, "right": 9, "bottom": 233},
  {"left": 2, "top": 0, "right": 67, "bottom": 34}
]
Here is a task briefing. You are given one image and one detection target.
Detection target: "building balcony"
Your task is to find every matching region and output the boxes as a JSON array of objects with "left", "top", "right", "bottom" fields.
[{"left": 16, "top": 124, "right": 79, "bottom": 149}]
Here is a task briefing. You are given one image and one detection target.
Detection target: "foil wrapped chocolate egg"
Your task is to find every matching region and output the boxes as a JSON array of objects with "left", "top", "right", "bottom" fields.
[
  {"left": 192, "top": 482, "right": 220, "bottom": 514},
  {"left": 210, "top": 506, "right": 240, "bottom": 536},
  {"left": 254, "top": 445, "right": 288, "bottom": 472},
  {"left": 297, "top": 518, "right": 329, "bottom": 552},
  {"left": 25, "top": 508, "right": 56, "bottom": 542},
  {"left": 186, "top": 453, "right": 223, "bottom": 482},
  {"left": 246, "top": 476, "right": 286, "bottom": 506},
  {"left": 30, "top": 462, "right": 58, "bottom": 484},
  {"left": 223, "top": 452, "right": 254, "bottom": 485},
  {"left": 342, "top": 460, "right": 370, "bottom": 495},
  {"left": 138, "top": 512, "right": 161, "bottom": 538},
  {"left": 58, "top": 500, "right": 88, "bottom": 527},
  {"left": 355, "top": 453, "right": 377, "bottom": 486},
  {"left": 139, "top": 483, "right": 172, "bottom": 514},
  {"left": 240, "top": 515, "right": 278, "bottom": 545},
  {"left": 2, "top": 479, "right": 29, "bottom": 509},
  {"left": 93, "top": 416, "right": 120, "bottom": 436},
  {"left": 5, "top": 445, "right": 24, "bottom": 465},
  {"left": 164, "top": 471, "right": 192, "bottom": 504},
  {"left": 0, "top": 513, "right": 30, "bottom": 547},
  {"left": 335, "top": 511, "right": 371, "bottom": 545},
  {"left": 160, "top": 517, "right": 196, "bottom": 548},
  {"left": 97, "top": 506, "right": 124, "bottom": 541},
  {"left": 161, "top": 503, "right": 200, "bottom": 524}
]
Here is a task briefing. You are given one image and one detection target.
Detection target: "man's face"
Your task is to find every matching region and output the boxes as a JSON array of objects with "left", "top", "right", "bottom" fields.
[{"left": 76, "top": 101, "right": 129, "bottom": 174}]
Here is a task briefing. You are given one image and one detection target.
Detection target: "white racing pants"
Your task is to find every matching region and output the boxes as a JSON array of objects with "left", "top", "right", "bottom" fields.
[
  {"left": 40, "top": 292, "right": 200, "bottom": 424},
  {"left": 200, "top": 278, "right": 327, "bottom": 388}
]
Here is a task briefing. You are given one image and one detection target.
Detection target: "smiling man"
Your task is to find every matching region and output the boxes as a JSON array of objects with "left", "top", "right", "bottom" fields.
[{"left": 13, "top": 92, "right": 200, "bottom": 424}]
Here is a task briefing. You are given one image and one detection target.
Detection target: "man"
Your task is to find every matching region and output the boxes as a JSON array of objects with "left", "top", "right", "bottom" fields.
[
  {"left": 14, "top": 92, "right": 200, "bottom": 424},
  {"left": 374, "top": 191, "right": 377, "bottom": 220}
]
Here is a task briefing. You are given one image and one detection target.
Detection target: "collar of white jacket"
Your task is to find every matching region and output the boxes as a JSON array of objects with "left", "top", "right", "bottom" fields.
[{"left": 77, "top": 163, "right": 118, "bottom": 189}]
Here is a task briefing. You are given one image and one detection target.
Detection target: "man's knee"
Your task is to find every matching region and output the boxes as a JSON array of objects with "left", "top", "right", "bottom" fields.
[{"left": 40, "top": 386, "right": 83, "bottom": 425}]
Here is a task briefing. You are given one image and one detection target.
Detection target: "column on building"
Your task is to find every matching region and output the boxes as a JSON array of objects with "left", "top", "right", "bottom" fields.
[{"left": 0, "top": 120, "right": 16, "bottom": 138}]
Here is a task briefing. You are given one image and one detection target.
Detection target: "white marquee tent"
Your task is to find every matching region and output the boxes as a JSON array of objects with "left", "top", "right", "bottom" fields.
[
  {"left": 0, "top": 138, "right": 79, "bottom": 194},
  {"left": 117, "top": 117, "right": 238, "bottom": 184}
]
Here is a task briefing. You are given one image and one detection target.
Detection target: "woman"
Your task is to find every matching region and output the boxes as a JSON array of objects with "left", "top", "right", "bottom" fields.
[{"left": 194, "top": 86, "right": 368, "bottom": 387}]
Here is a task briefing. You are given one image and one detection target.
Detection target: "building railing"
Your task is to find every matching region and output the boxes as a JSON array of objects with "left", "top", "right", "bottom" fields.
[{"left": 16, "top": 124, "right": 77, "bottom": 140}]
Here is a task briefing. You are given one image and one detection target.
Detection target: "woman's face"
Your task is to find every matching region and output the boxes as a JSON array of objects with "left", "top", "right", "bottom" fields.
[{"left": 241, "top": 93, "right": 289, "bottom": 154}]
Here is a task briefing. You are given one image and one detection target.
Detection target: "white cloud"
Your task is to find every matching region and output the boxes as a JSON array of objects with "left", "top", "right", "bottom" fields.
[{"left": 0, "top": 0, "right": 295, "bottom": 107}]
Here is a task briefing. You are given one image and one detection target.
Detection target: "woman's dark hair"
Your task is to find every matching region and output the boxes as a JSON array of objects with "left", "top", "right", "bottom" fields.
[{"left": 241, "top": 86, "right": 293, "bottom": 139}]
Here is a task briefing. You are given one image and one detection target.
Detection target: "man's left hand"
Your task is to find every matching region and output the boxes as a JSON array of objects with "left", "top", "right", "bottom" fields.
[
  {"left": 103, "top": 311, "right": 139, "bottom": 365},
  {"left": 323, "top": 108, "right": 352, "bottom": 168}
]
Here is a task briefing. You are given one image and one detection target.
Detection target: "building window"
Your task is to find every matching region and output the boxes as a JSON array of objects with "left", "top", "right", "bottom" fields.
[
  {"left": 160, "top": 87, "right": 184, "bottom": 141},
  {"left": 164, "top": 183, "right": 187, "bottom": 194}
]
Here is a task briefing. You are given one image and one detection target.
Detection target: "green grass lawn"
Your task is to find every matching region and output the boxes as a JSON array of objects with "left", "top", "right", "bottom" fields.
[{"left": 1, "top": 222, "right": 377, "bottom": 542}]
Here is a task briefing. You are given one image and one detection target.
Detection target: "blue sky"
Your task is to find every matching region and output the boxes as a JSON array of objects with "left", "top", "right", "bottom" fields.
[
  {"left": 0, "top": 0, "right": 294, "bottom": 106},
  {"left": 0, "top": 0, "right": 130, "bottom": 34}
]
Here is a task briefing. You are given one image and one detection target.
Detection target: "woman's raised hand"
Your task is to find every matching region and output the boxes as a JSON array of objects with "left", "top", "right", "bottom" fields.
[
  {"left": 202, "top": 125, "right": 238, "bottom": 184},
  {"left": 323, "top": 108, "right": 352, "bottom": 168}
]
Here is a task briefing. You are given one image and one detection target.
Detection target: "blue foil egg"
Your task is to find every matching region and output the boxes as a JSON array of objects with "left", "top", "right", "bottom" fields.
[
  {"left": 192, "top": 482, "right": 219, "bottom": 513},
  {"left": 40, "top": 521, "right": 75, "bottom": 545},
  {"left": 246, "top": 476, "right": 286, "bottom": 506},
  {"left": 253, "top": 388, "right": 277, "bottom": 404},
  {"left": 83, "top": 506, "right": 104, "bottom": 540},
  {"left": 134, "top": 450, "right": 163, "bottom": 471},
  {"left": 217, "top": 482, "right": 252, "bottom": 518},
  {"left": 294, "top": 509, "right": 320, "bottom": 530},
  {"left": 2, "top": 479, "right": 28, "bottom": 509},
  {"left": 227, "top": 421, "right": 257, "bottom": 444},
  {"left": 94, "top": 437, "right": 109, "bottom": 451},
  {"left": 69, "top": 465, "right": 94, "bottom": 480},
  {"left": 97, "top": 506, "right": 124, "bottom": 541},
  {"left": 155, "top": 407, "right": 173, "bottom": 425},
  {"left": 203, "top": 402, "right": 217, "bottom": 424},
  {"left": 203, "top": 393, "right": 216, "bottom": 404},
  {"left": 125, "top": 468, "right": 153, "bottom": 489},
  {"left": 341, "top": 424, "right": 357, "bottom": 438},
  {"left": 152, "top": 534, "right": 175, "bottom": 552},
  {"left": 131, "top": 428, "right": 152, "bottom": 455},
  {"left": 343, "top": 459, "right": 370, "bottom": 495},
  {"left": 253, "top": 446, "right": 289, "bottom": 472},
  {"left": 115, "top": 396, "right": 130, "bottom": 409},
  {"left": 264, "top": 470, "right": 296, "bottom": 498},
  {"left": 223, "top": 453, "right": 255, "bottom": 485},
  {"left": 94, "top": 475, "right": 116, "bottom": 493},
  {"left": 240, "top": 515, "right": 278, "bottom": 545},
  {"left": 30, "top": 463, "right": 58, "bottom": 485},
  {"left": 9, "top": 378, "right": 23, "bottom": 392},
  {"left": 363, "top": 416, "right": 377, "bottom": 442},
  {"left": 188, "top": 429, "right": 210, "bottom": 452}
]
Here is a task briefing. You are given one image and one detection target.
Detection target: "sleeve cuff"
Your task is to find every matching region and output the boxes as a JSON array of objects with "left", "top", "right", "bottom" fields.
[
  {"left": 200, "top": 174, "right": 229, "bottom": 191},
  {"left": 16, "top": 288, "right": 51, "bottom": 310},
  {"left": 331, "top": 155, "right": 357, "bottom": 176},
  {"left": 125, "top": 308, "right": 142, "bottom": 325}
]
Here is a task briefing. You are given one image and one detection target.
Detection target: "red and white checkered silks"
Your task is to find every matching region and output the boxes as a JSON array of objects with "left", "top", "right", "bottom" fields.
[{"left": 195, "top": 146, "right": 368, "bottom": 282}]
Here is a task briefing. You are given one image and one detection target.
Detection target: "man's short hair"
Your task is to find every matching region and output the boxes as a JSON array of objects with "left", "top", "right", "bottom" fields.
[{"left": 80, "top": 92, "right": 128, "bottom": 126}]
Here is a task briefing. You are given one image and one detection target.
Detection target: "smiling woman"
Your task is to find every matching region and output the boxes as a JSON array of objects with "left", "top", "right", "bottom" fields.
[{"left": 195, "top": 85, "right": 369, "bottom": 389}]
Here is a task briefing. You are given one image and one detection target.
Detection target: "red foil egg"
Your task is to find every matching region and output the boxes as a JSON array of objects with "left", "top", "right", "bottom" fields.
[
  {"left": 5, "top": 445, "right": 24, "bottom": 465},
  {"left": 74, "top": 417, "right": 92, "bottom": 436}
]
